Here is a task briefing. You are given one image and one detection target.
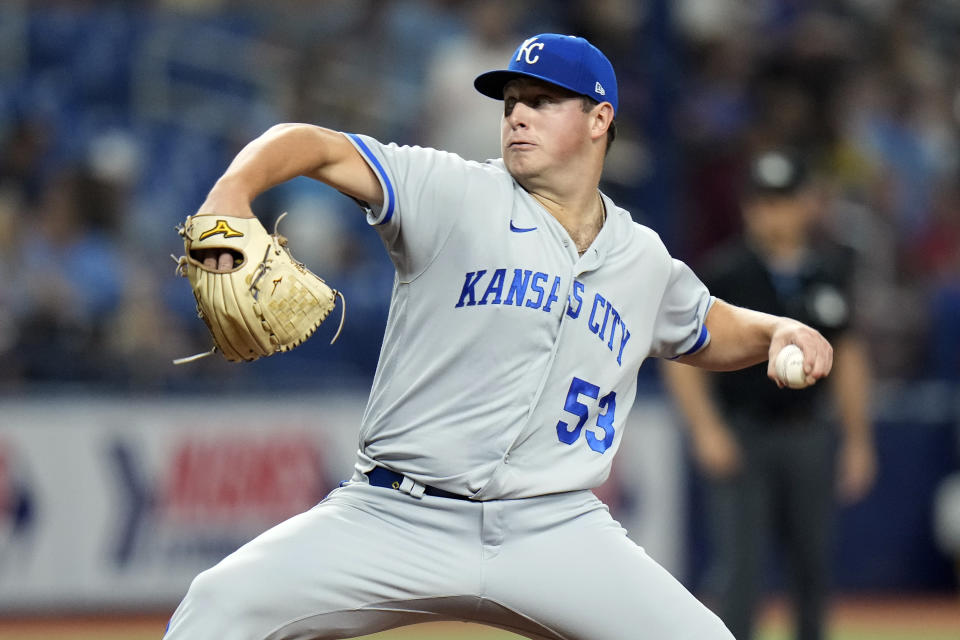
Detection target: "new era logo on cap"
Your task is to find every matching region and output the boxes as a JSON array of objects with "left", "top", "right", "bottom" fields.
[{"left": 474, "top": 34, "right": 619, "bottom": 115}]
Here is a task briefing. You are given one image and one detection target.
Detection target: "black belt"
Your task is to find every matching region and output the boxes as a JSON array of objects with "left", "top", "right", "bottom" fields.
[{"left": 366, "top": 467, "right": 470, "bottom": 501}]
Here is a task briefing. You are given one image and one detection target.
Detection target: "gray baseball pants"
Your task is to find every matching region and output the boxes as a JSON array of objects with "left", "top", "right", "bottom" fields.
[{"left": 164, "top": 479, "right": 733, "bottom": 639}]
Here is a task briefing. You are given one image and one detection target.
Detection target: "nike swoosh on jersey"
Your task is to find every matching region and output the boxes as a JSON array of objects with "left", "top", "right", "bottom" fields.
[{"left": 509, "top": 221, "right": 537, "bottom": 233}]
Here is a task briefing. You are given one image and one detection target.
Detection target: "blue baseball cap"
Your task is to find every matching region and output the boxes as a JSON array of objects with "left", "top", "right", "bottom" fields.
[{"left": 474, "top": 34, "right": 618, "bottom": 115}]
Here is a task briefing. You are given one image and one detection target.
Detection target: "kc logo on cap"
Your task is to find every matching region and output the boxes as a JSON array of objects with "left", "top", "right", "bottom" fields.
[
  {"left": 517, "top": 36, "right": 545, "bottom": 65},
  {"left": 474, "top": 33, "right": 619, "bottom": 116}
]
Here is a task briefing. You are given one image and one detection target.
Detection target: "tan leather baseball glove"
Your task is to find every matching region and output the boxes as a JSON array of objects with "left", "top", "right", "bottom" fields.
[{"left": 173, "top": 212, "right": 344, "bottom": 364}]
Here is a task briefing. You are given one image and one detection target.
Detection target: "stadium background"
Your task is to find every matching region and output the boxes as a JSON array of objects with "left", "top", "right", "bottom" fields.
[{"left": 0, "top": 0, "right": 958, "bottom": 638}]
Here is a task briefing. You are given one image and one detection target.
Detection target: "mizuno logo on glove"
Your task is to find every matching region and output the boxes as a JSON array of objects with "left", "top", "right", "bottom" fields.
[{"left": 199, "top": 219, "right": 244, "bottom": 241}]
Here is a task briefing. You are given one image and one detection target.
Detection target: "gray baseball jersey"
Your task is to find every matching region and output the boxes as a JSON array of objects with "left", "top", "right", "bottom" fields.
[
  {"left": 345, "top": 133, "right": 713, "bottom": 499},
  {"left": 164, "top": 135, "right": 733, "bottom": 640}
]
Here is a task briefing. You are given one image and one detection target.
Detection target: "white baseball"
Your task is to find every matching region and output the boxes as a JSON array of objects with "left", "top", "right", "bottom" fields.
[{"left": 774, "top": 344, "right": 809, "bottom": 389}]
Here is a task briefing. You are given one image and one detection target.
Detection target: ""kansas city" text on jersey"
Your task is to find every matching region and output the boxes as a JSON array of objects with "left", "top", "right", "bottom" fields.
[{"left": 454, "top": 268, "right": 631, "bottom": 365}]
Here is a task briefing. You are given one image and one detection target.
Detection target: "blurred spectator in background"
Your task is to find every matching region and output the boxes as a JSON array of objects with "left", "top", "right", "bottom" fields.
[
  {"left": 0, "top": 184, "right": 24, "bottom": 385},
  {"left": 661, "top": 149, "right": 877, "bottom": 640},
  {"left": 421, "top": 0, "right": 521, "bottom": 160},
  {"left": 14, "top": 159, "right": 128, "bottom": 382}
]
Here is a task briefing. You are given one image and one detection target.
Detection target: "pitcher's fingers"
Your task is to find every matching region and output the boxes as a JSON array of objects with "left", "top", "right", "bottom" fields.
[
  {"left": 816, "top": 339, "right": 835, "bottom": 378},
  {"left": 804, "top": 339, "right": 833, "bottom": 381},
  {"left": 203, "top": 250, "right": 217, "bottom": 270},
  {"left": 217, "top": 251, "right": 234, "bottom": 271}
]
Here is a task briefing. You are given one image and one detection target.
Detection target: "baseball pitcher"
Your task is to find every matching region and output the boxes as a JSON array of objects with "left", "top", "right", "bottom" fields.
[{"left": 165, "top": 34, "right": 834, "bottom": 640}]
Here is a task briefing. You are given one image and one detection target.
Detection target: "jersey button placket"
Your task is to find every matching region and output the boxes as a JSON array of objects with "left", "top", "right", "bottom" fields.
[{"left": 496, "top": 269, "right": 579, "bottom": 475}]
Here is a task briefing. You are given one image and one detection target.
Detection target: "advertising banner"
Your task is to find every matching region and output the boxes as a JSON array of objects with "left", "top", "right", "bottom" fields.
[{"left": 0, "top": 393, "right": 683, "bottom": 611}]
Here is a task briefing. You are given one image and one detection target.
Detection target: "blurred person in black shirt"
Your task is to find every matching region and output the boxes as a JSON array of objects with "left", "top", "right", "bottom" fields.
[{"left": 661, "top": 149, "right": 876, "bottom": 640}]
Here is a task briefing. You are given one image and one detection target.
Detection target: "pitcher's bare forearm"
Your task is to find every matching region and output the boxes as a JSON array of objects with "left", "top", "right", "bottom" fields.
[
  {"left": 677, "top": 299, "right": 833, "bottom": 384},
  {"left": 197, "top": 124, "right": 382, "bottom": 217}
]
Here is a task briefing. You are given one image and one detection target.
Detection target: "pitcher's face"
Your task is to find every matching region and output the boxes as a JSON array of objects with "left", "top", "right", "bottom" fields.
[{"left": 501, "top": 79, "right": 593, "bottom": 182}]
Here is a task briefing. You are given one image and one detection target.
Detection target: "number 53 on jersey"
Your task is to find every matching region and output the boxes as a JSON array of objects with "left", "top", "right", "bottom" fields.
[{"left": 556, "top": 376, "right": 617, "bottom": 453}]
